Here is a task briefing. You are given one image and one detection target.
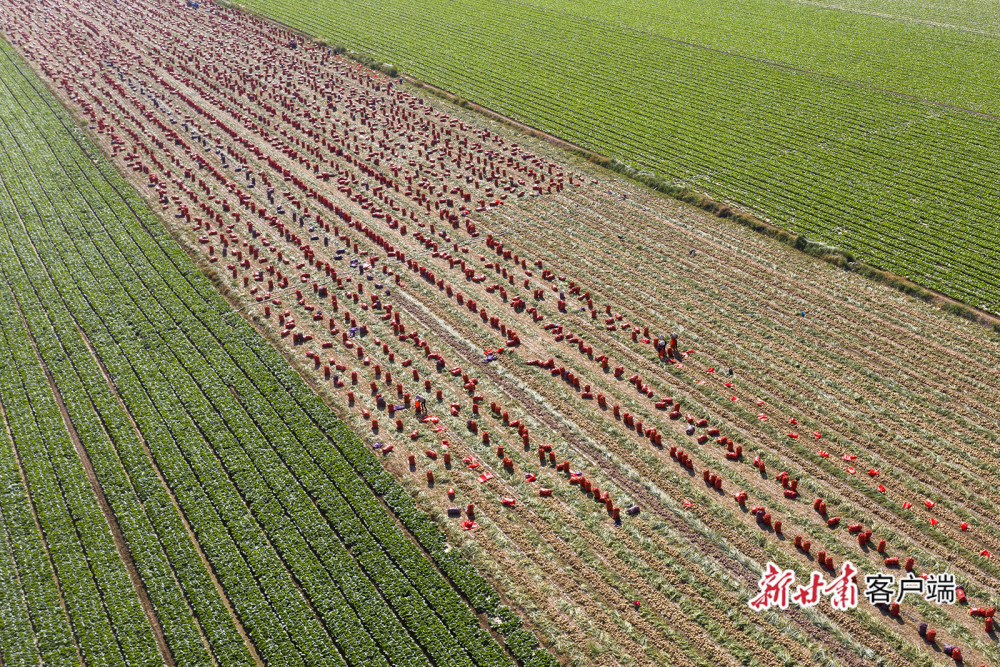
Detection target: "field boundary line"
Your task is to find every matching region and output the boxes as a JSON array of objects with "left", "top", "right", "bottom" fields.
[
  {"left": 218, "top": 0, "right": 1000, "bottom": 330},
  {"left": 7, "top": 294, "right": 175, "bottom": 667},
  {"left": 194, "top": 246, "right": 561, "bottom": 662},
  {"left": 782, "top": 0, "right": 999, "bottom": 37},
  {"left": 216, "top": 0, "right": 611, "bottom": 165},
  {"left": 77, "top": 324, "right": 264, "bottom": 667},
  {"left": 0, "top": 395, "right": 76, "bottom": 664},
  {"left": 499, "top": 0, "right": 1000, "bottom": 121}
]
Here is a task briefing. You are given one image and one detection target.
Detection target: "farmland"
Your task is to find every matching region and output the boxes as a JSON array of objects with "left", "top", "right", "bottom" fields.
[
  {"left": 224, "top": 0, "right": 1000, "bottom": 314},
  {"left": 2, "top": 0, "right": 1000, "bottom": 664},
  {"left": 0, "top": 32, "right": 546, "bottom": 667}
]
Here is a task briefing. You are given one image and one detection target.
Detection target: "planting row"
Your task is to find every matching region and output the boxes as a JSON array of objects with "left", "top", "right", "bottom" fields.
[
  {"left": 5, "top": 0, "right": 999, "bottom": 663},
  {"left": 0, "top": 36, "right": 546, "bottom": 666}
]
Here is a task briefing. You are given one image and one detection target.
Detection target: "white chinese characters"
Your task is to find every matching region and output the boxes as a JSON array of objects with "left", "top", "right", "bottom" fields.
[{"left": 750, "top": 563, "right": 958, "bottom": 611}]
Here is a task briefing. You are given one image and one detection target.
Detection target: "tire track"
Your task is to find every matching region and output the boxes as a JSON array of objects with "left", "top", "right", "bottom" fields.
[{"left": 9, "top": 294, "right": 175, "bottom": 667}]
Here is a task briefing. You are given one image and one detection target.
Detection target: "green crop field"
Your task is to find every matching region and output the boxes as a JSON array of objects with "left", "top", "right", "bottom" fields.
[
  {"left": 0, "top": 37, "right": 551, "bottom": 666},
  {"left": 231, "top": 0, "right": 1000, "bottom": 314}
]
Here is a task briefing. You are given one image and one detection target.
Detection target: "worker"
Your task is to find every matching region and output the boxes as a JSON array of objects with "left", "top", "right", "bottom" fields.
[
  {"left": 667, "top": 333, "right": 678, "bottom": 359},
  {"left": 656, "top": 337, "right": 667, "bottom": 359}
]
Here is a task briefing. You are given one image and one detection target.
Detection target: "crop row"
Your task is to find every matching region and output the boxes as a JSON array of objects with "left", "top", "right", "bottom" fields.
[
  {"left": 7, "top": 0, "right": 998, "bottom": 662},
  {"left": 41, "top": 3, "right": 812, "bottom": 664},
  {"left": 0, "top": 35, "right": 541, "bottom": 666},
  {"left": 235, "top": 0, "right": 1000, "bottom": 313}
]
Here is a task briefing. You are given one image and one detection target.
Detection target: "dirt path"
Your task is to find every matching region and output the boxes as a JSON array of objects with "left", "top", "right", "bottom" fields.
[
  {"left": 0, "top": 396, "right": 83, "bottom": 666},
  {"left": 10, "top": 296, "right": 175, "bottom": 667},
  {"left": 77, "top": 324, "right": 263, "bottom": 666},
  {"left": 783, "top": 0, "right": 999, "bottom": 38}
]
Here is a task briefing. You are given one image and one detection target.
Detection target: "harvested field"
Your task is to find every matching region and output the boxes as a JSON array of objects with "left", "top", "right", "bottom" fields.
[
  {"left": 0, "top": 24, "right": 543, "bottom": 667},
  {"left": 1, "top": 0, "right": 998, "bottom": 664}
]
